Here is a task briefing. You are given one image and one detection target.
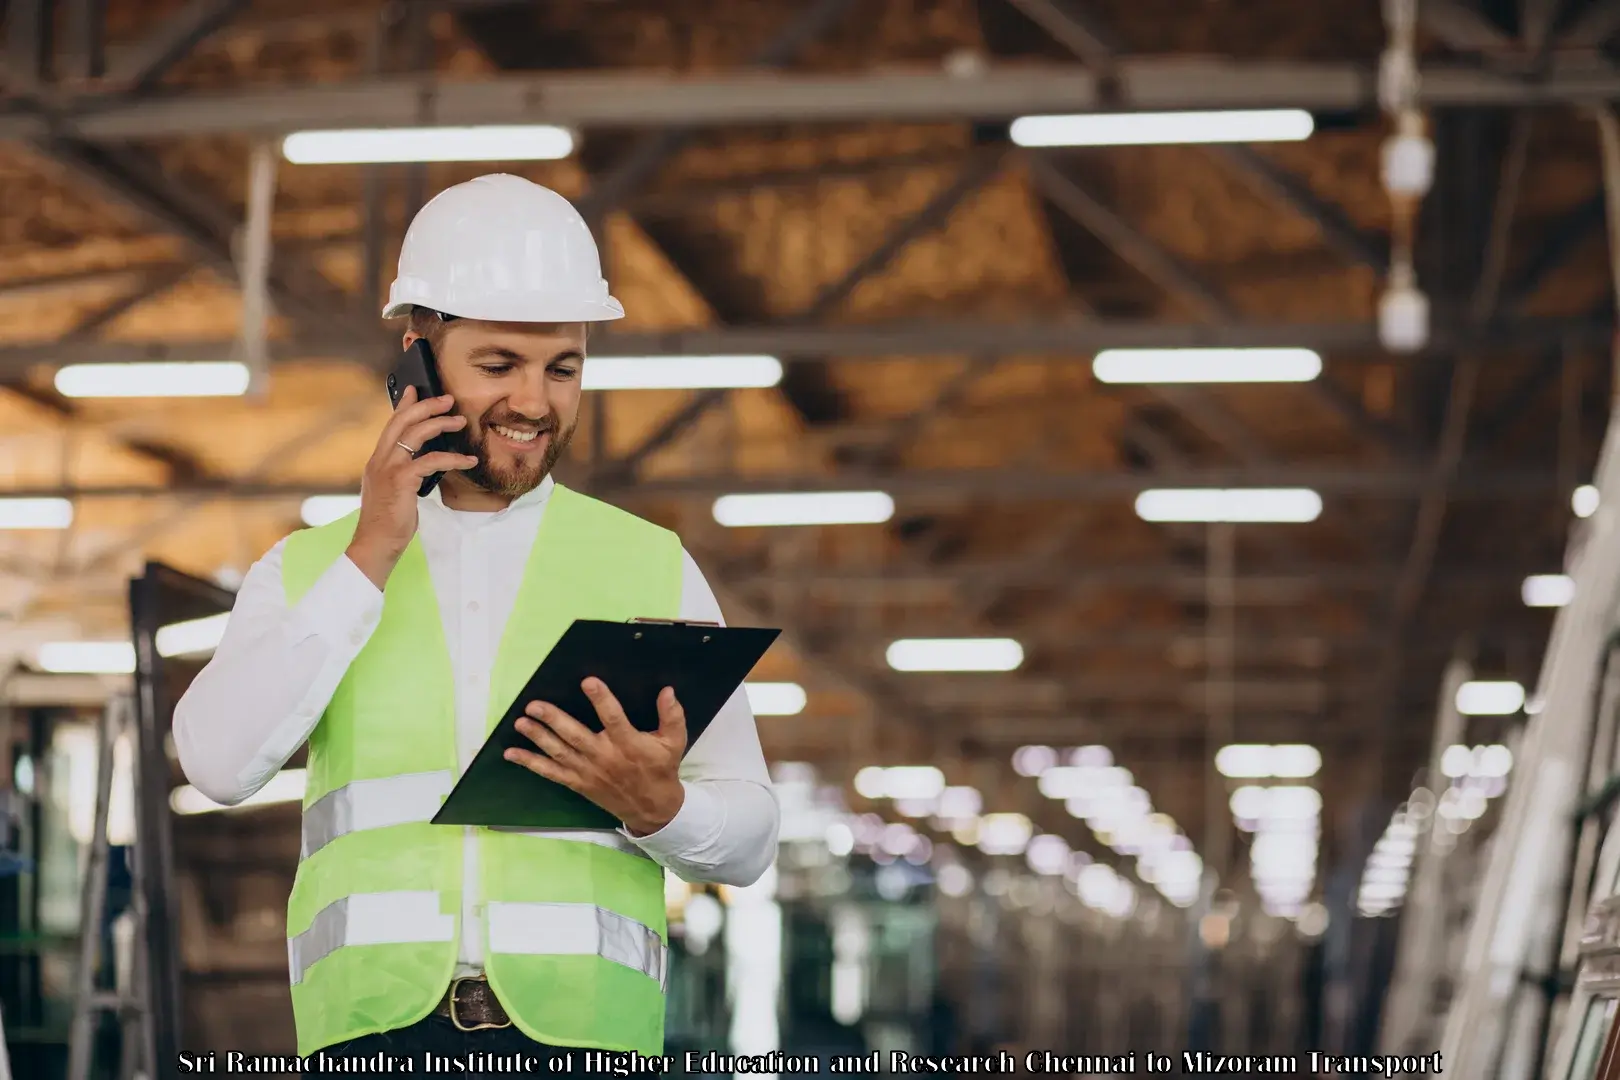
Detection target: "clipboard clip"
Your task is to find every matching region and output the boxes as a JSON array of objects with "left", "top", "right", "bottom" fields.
[{"left": 629, "top": 617, "right": 720, "bottom": 627}]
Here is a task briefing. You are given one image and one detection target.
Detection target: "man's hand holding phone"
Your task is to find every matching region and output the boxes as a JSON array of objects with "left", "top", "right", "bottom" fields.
[{"left": 345, "top": 385, "right": 478, "bottom": 590}]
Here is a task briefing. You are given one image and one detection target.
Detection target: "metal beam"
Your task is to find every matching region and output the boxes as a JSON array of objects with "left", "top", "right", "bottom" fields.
[
  {"left": 595, "top": 153, "right": 1008, "bottom": 480},
  {"left": 1207, "top": 146, "right": 1389, "bottom": 270},
  {"left": 3, "top": 0, "right": 49, "bottom": 92},
  {"left": 1521, "top": 0, "right": 1566, "bottom": 59},
  {"left": 13, "top": 62, "right": 1620, "bottom": 141},
  {"left": 103, "top": 0, "right": 251, "bottom": 91},
  {"left": 0, "top": 464, "right": 1569, "bottom": 502},
  {"left": 797, "top": 151, "right": 1008, "bottom": 322},
  {"left": 0, "top": 317, "right": 1603, "bottom": 378},
  {"left": 1027, "top": 151, "right": 1409, "bottom": 457},
  {"left": 60, "top": 0, "right": 107, "bottom": 83},
  {"left": 572, "top": 0, "right": 859, "bottom": 219},
  {"left": 1027, "top": 153, "right": 1232, "bottom": 316},
  {"left": 1499, "top": 192, "right": 1605, "bottom": 311},
  {"left": 60, "top": 263, "right": 191, "bottom": 341},
  {"left": 1421, "top": 0, "right": 1520, "bottom": 55},
  {"left": 1003, "top": 0, "right": 1122, "bottom": 71},
  {"left": 1562, "top": 0, "right": 1620, "bottom": 47}
]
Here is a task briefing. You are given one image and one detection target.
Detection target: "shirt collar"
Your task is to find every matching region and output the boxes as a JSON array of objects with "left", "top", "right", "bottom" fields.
[{"left": 424, "top": 474, "right": 555, "bottom": 516}]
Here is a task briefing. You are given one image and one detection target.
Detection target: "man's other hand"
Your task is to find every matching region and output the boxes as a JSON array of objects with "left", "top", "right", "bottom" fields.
[{"left": 505, "top": 677, "right": 687, "bottom": 836}]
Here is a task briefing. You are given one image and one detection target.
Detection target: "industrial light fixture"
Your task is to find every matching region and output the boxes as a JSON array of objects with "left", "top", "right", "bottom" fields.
[
  {"left": 853, "top": 765, "right": 946, "bottom": 801},
  {"left": 54, "top": 361, "right": 250, "bottom": 398},
  {"left": 38, "top": 642, "right": 135, "bottom": 675},
  {"left": 1025, "top": 833, "right": 1070, "bottom": 876},
  {"left": 1574, "top": 484, "right": 1600, "bottom": 519},
  {"left": 1521, "top": 574, "right": 1575, "bottom": 609},
  {"left": 712, "top": 491, "right": 894, "bottom": 527},
  {"left": 1093, "top": 348, "right": 1322, "bottom": 384},
  {"left": 301, "top": 495, "right": 362, "bottom": 527},
  {"left": 745, "top": 682, "right": 806, "bottom": 716},
  {"left": 976, "top": 812, "right": 1034, "bottom": 855},
  {"left": 885, "top": 637, "right": 1023, "bottom": 672},
  {"left": 1215, "top": 743, "right": 1322, "bottom": 779},
  {"left": 1134, "top": 488, "right": 1322, "bottom": 523},
  {"left": 1009, "top": 109, "right": 1313, "bottom": 148},
  {"left": 281, "top": 126, "right": 575, "bottom": 164},
  {"left": 1011, "top": 744, "right": 1058, "bottom": 776},
  {"left": 38, "top": 612, "right": 235, "bottom": 674},
  {"left": 0, "top": 497, "right": 72, "bottom": 529},
  {"left": 584, "top": 355, "right": 783, "bottom": 390},
  {"left": 171, "top": 768, "right": 306, "bottom": 814},
  {"left": 1455, "top": 680, "right": 1525, "bottom": 716}
]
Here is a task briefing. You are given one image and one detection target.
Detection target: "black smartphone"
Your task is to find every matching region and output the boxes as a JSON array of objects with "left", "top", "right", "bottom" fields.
[{"left": 386, "top": 339, "right": 454, "bottom": 497}]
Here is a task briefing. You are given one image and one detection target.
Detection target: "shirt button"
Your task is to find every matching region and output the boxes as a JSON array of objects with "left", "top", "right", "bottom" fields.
[{"left": 467, "top": 601, "right": 480, "bottom": 613}]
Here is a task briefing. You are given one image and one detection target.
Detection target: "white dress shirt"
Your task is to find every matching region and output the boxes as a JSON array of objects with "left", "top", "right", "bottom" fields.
[{"left": 172, "top": 475, "right": 779, "bottom": 977}]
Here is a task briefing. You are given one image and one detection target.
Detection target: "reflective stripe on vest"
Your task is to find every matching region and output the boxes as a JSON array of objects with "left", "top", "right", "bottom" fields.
[
  {"left": 290, "top": 894, "right": 668, "bottom": 991},
  {"left": 301, "top": 771, "right": 454, "bottom": 859},
  {"left": 300, "top": 770, "right": 655, "bottom": 863},
  {"left": 487, "top": 901, "right": 667, "bottom": 990},
  {"left": 289, "top": 891, "right": 454, "bottom": 985}
]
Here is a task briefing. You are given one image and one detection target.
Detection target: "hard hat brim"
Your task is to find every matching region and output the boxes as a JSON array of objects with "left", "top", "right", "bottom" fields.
[{"left": 381, "top": 295, "right": 625, "bottom": 323}]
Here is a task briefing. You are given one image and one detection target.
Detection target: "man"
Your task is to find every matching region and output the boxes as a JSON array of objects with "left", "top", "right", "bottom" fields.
[{"left": 172, "top": 174, "right": 780, "bottom": 1065}]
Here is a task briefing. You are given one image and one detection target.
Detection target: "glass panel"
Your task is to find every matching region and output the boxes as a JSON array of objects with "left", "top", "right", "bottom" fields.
[{"left": 1568, "top": 997, "right": 1618, "bottom": 1080}]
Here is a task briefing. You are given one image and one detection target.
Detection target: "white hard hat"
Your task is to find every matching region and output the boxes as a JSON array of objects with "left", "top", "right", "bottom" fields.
[{"left": 382, "top": 173, "right": 623, "bottom": 323}]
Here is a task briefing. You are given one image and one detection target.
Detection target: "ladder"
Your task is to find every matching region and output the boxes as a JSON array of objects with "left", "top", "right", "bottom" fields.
[{"left": 66, "top": 694, "right": 154, "bottom": 1080}]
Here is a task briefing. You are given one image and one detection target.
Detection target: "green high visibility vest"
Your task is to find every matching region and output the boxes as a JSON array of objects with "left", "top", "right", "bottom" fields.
[{"left": 279, "top": 484, "right": 683, "bottom": 1056}]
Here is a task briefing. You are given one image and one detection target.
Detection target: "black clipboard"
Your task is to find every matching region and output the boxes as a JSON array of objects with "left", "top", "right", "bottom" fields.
[{"left": 431, "top": 618, "right": 780, "bottom": 830}]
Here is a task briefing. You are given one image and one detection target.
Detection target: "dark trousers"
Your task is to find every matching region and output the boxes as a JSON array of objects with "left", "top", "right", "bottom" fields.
[{"left": 319, "top": 1013, "right": 588, "bottom": 1076}]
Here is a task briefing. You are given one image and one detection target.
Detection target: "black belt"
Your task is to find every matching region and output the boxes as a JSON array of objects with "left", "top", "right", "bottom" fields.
[{"left": 434, "top": 976, "right": 512, "bottom": 1031}]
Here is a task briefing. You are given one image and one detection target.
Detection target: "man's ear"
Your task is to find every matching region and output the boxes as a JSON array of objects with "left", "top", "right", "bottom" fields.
[{"left": 402, "top": 329, "right": 420, "bottom": 350}]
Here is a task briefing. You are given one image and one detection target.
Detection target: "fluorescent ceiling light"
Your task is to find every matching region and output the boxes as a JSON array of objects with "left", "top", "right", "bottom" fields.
[
  {"left": 1093, "top": 348, "right": 1321, "bottom": 384},
  {"left": 1215, "top": 744, "right": 1271, "bottom": 779},
  {"left": 1271, "top": 745, "right": 1323, "bottom": 779},
  {"left": 976, "top": 812, "right": 1033, "bottom": 855},
  {"left": 585, "top": 355, "right": 782, "bottom": 390},
  {"left": 1135, "top": 488, "right": 1322, "bottom": 523},
  {"left": 936, "top": 786, "right": 982, "bottom": 819},
  {"left": 885, "top": 637, "right": 1023, "bottom": 672},
  {"left": 38, "top": 642, "right": 134, "bottom": 674},
  {"left": 39, "top": 611, "right": 233, "bottom": 674},
  {"left": 712, "top": 491, "right": 894, "bottom": 527},
  {"left": 1456, "top": 680, "right": 1525, "bottom": 716},
  {"left": 745, "top": 682, "right": 806, "bottom": 716},
  {"left": 853, "top": 765, "right": 945, "bottom": 800},
  {"left": 0, "top": 497, "right": 72, "bottom": 529},
  {"left": 54, "top": 361, "right": 249, "bottom": 398},
  {"left": 1010, "top": 109, "right": 1313, "bottom": 148},
  {"left": 172, "top": 768, "right": 306, "bottom": 814},
  {"left": 155, "top": 613, "right": 229, "bottom": 658},
  {"left": 1025, "top": 833, "right": 1070, "bottom": 876},
  {"left": 1574, "top": 484, "right": 1600, "bottom": 519},
  {"left": 282, "top": 125, "right": 574, "bottom": 164},
  {"left": 1215, "top": 743, "right": 1321, "bottom": 779},
  {"left": 1522, "top": 573, "right": 1574, "bottom": 608},
  {"left": 1011, "top": 744, "right": 1058, "bottom": 776},
  {"left": 301, "top": 495, "right": 362, "bottom": 527}
]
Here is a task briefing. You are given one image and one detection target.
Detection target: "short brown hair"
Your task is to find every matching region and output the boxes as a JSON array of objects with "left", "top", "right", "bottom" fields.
[{"left": 407, "top": 306, "right": 454, "bottom": 351}]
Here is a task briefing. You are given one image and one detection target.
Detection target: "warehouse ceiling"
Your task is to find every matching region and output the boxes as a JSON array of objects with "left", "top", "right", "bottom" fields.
[{"left": 0, "top": 0, "right": 1614, "bottom": 884}]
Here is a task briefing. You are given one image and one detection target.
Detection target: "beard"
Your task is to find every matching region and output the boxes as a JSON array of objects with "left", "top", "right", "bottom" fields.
[{"left": 443, "top": 406, "right": 576, "bottom": 498}]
